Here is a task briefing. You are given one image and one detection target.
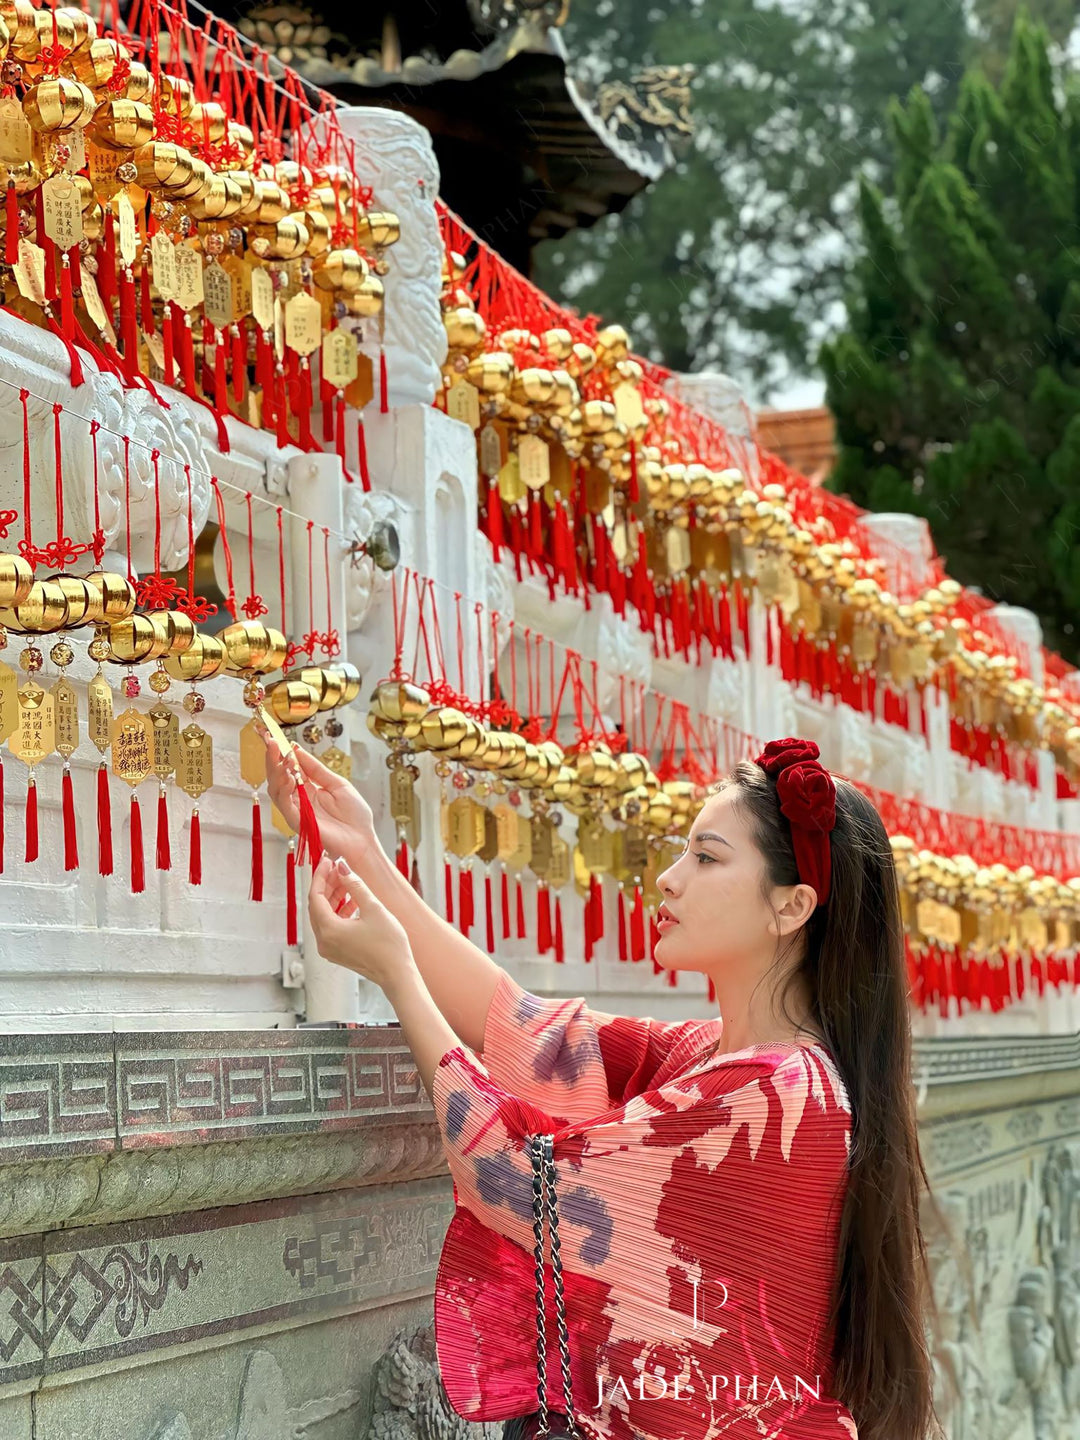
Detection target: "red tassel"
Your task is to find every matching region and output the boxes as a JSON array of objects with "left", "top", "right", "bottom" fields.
[
  {"left": 516, "top": 877, "right": 527, "bottom": 938},
  {"left": 99, "top": 212, "right": 116, "bottom": 311},
  {"left": 357, "top": 418, "right": 371, "bottom": 491},
  {"left": 554, "top": 895, "right": 564, "bottom": 963},
  {"left": 232, "top": 322, "right": 246, "bottom": 403},
  {"left": 485, "top": 479, "right": 504, "bottom": 562},
  {"left": 410, "top": 856, "right": 422, "bottom": 894},
  {"left": 296, "top": 781, "right": 323, "bottom": 867},
  {"left": 630, "top": 884, "right": 645, "bottom": 960},
  {"left": 161, "top": 306, "right": 175, "bottom": 386},
  {"left": 334, "top": 394, "right": 347, "bottom": 467},
  {"left": 286, "top": 842, "right": 298, "bottom": 945},
  {"left": 214, "top": 329, "right": 229, "bottom": 416},
  {"left": 537, "top": 884, "right": 552, "bottom": 953},
  {"left": 60, "top": 254, "right": 75, "bottom": 340},
  {"left": 396, "top": 837, "right": 409, "bottom": 877},
  {"left": 62, "top": 766, "right": 78, "bottom": 871},
  {"left": 189, "top": 808, "right": 202, "bottom": 885},
  {"left": 276, "top": 366, "right": 290, "bottom": 448},
  {"left": 707, "top": 977, "right": 717, "bottom": 1005},
  {"left": 251, "top": 797, "right": 264, "bottom": 901},
  {"left": 297, "top": 359, "right": 315, "bottom": 449},
  {"left": 24, "top": 776, "right": 38, "bottom": 864},
  {"left": 590, "top": 875, "right": 604, "bottom": 940},
  {"left": 141, "top": 261, "right": 154, "bottom": 335},
  {"left": 617, "top": 888, "right": 628, "bottom": 960},
  {"left": 459, "top": 865, "right": 474, "bottom": 933},
  {"left": 130, "top": 793, "right": 145, "bottom": 894},
  {"left": 501, "top": 867, "right": 511, "bottom": 939},
  {"left": 628, "top": 438, "right": 640, "bottom": 503},
  {"left": 444, "top": 859, "right": 454, "bottom": 922},
  {"left": 485, "top": 872, "right": 495, "bottom": 953},
  {"left": 97, "top": 763, "right": 113, "bottom": 876},
  {"left": 156, "top": 786, "right": 171, "bottom": 870},
  {"left": 119, "top": 267, "right": 139, "bottom": 377},
  {"left": 5, "top": 183, "right": 18, "bottom": 267},
  {"left": 379, "top": 347, "right": 389, "bottom": 412},
  {"left": 528, "top": 490, "right": 543, "bottom": 560}
]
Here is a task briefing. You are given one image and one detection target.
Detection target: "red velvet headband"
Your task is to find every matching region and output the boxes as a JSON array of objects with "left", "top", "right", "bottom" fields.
[{"left": 753, "top": 738, "right": 837, "bottom": 906}]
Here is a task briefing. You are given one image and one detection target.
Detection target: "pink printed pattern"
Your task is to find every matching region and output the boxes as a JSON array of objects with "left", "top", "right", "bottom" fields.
[{"left": 432, "top": 969, "right": 858, "bottom": 1440}]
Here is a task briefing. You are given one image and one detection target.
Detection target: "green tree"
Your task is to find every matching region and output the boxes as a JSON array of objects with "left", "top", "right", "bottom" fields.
[
  {"left": 971, "top": 0, "right": 1077, "bottom": 80},
  {"left": 821, "top": 12, "right": 1080, "bottom": 660},
  {"left": 532, "top": 0, "right": 969, "bottom": 399}
]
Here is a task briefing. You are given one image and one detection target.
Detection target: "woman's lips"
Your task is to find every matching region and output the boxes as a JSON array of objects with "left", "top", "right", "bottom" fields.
[{"left": 657, "top": 905, "right": 679, "bottom": 931}]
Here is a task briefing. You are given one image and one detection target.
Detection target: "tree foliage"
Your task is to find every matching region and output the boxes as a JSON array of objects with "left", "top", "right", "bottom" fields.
[
  {"left": 532, "top": 0, "right": 969, "bottom": 398},
  {"left": 821, "top": 13, "right": 1080, "bottom": 661}
]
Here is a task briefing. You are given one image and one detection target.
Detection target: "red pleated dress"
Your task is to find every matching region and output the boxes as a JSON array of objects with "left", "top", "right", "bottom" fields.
[{"left": 431, "top": 968, "right": 859, "bottom": 1440}]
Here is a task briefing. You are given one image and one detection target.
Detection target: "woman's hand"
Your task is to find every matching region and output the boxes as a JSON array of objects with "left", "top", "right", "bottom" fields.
[
  {"left": 263, "top": 737, "right": 378, "bottom": 873},
  {"left": 308, "top": 854, "right": 418, "bottom": 991}
]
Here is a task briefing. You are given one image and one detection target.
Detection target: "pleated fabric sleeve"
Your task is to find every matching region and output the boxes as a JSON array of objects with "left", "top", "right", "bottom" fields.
[{"left": 478, "top": 966, "right": 715, "bottom": 1123}]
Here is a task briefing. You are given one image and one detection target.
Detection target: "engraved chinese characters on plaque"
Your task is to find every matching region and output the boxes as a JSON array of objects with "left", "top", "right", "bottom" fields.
[
  {"left": 8, "top": 684, "right": 55, "bottom": 767},
  {"left": 202, "top": 261, "right": 233, "bottom": 330},
  {"left": 151, "top": 230, "right": 177, "bottom": 302},
  {"left": 41, "top": 175, "right": 83, "bottom": 252},
  {"left": 111, "top": 708, "right": 152, "bottom": 785},
  {"left": 87, "top": 671, "right": 113, "bottom": 753},
  {"left": 149, "top": 705, "right": 179, "bottom": 779},
  {"left": 51, "top": 677, "right": 79, "bottom": 759},
  {"left": 177, "top": 724, "right": 213, "bottom": 799}
]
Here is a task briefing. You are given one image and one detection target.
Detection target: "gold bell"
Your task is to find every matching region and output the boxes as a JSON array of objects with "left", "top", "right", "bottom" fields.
[{"left": 0, "top": 553, "right": 34, "bottom": 609}]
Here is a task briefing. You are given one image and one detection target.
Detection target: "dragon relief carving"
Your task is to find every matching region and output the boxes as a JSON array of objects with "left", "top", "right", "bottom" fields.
[
  {"left": 137, "top": 1328, "right": 498, "bottom": 1440},
  {"left": 595, "top": 65, "right": 695, "bottom": 150}
]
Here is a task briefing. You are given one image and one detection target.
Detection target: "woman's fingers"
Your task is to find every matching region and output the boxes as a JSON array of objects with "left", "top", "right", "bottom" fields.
[{"left": 295, "top": 745, "right": 350, "bottom": 792}]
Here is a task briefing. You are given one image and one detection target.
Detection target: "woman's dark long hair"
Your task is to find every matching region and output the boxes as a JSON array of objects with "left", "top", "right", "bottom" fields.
[{"left": 715, "top": 760, "right": 943, "bottom": 1440}]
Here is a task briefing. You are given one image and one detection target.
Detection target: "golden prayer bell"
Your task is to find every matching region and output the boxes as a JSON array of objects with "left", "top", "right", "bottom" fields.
[
  {"left": 84, "top": 572, "right": 137, "bottom": 622},
  {"left": 0, "top": 553, "right": 34, "bottom": 609},
  {"left": 23, "top": 77, "right": 97, "bottom": 132},
  {"left": 88, "top": 99, "right": 154, "bottom": 152},
  {"left": 162, "top": 634, "right": 226, "bottom": 682},
  {"left": 0, "top": 579, "right": 68, "bottom": 632}
]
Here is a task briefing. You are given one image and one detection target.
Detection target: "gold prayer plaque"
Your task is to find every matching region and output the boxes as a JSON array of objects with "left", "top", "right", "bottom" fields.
[
  {"left": 87, "top": 671, "right": 114, "bottom": 754},
  {"left": 111, "top": 707, "right": 152, "bottom": 787},
  {"left": 8, "top": 684, "right": 55, "bottom": 768},
  {"left": 149, "top": 704, "right": 179, "bottom": 779},
  {"left": 447, "top": 380, "right": 481, "bottom": 431},
  {"left": 177, "top": 723, "right": 213, "bottom": 799},
  {"left": 51, "top": 677, "right": 79, "bottom": 759},
  {"left": 239, "top": 719, "right": 268, "bottom": 791}
]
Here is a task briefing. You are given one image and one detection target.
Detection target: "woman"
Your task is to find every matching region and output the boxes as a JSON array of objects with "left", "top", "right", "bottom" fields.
[{"left": 265, "top": 734, "right": 942, "bottom": 1440}]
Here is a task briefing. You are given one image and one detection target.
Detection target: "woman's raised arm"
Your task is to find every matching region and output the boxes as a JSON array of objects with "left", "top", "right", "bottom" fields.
[{"left": 264, "top": 739, "right": 504, "bottom": 1051}]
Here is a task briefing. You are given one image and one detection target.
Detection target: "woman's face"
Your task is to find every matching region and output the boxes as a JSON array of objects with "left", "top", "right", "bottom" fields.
[{"left": 654, "top": 786, "right": 809, "bottom": 977}]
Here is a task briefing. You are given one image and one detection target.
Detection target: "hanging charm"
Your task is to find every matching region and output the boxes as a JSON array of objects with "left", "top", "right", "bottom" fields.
[
  {"left": 176, "top": 721, "right": 213, "bottom": 886},
  {"left": 148, "top": 663, "right": 179, "bottom": 873},
  {"left": 87, "top": 629, "right": 115, "bottom": 876},
  {"left": 239, "top": 716, "right": 267, "bottom": 902},
  {"left": 8, "top": 644, "right": 57, "bottom": 864},
  {"left": 111, "top": 706, "right": 153, "bottom": 893},
  {"left": 50, "top": 639, "right": 79, "bottom": 872}
]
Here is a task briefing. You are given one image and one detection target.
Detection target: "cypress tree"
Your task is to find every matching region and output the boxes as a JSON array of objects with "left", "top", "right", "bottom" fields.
[{"left": 822, "top": 11, "right": 1080, "bottom": 660}]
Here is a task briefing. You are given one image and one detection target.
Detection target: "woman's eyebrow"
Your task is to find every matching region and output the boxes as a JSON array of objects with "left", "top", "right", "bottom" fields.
[{"left": 693, "top": 831, "right": 734, "bottom": 850}]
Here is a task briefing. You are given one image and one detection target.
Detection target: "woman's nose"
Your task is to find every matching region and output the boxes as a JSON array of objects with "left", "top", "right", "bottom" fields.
[{"left": 657, "top": 864, "right": 680, "bottom": 897}]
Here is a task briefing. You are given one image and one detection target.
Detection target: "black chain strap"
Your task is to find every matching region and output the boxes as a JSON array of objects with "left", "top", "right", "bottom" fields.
[{"left": 527, "top": 1132, "right": 581, "bottom": 1439}]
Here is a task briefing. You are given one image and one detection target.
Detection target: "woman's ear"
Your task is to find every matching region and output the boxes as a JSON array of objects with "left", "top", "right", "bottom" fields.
[{"left": 774, "top": 884, "right": 818, "bottom": 935}]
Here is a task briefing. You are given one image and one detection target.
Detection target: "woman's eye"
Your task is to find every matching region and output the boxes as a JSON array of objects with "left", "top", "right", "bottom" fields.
[{"left": 695, "top": 851, "right": 717, "bottom": 864}]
